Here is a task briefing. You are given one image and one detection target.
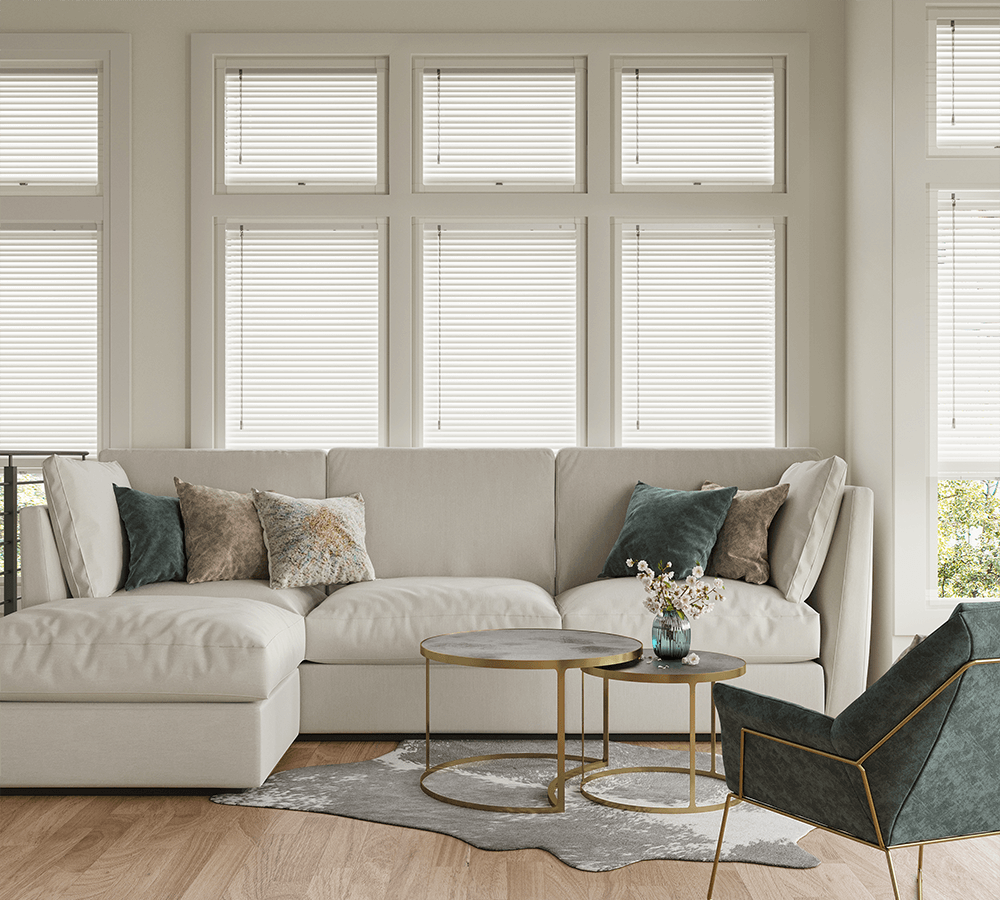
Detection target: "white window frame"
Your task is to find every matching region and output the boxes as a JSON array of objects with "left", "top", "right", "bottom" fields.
[
  {"left": 412, "top": 218, "right": 586, "bottom": 447},
  {"left": 191, "top": 33, "right": 809, "bottom": 450},
  {"left": 412, "top": 56, "right": 587, "bottom": 193},
  {"left": 890, "top": 4, "right": 1000, "bottom": 637},
  {"left": 214, "top": 56, "right": 387, "bottom": 194},
  {"left": 926, "top": 8, "right": 1000, "bottom": 157},
  {"left": 612, "top": 217, "right": 786, "bottom": 447},
  {"left": 612, "top": 55, "right": 787, "bottom": 193},
  {"left": 214, "top": 218, "right": 386, "bottom": 449},
  {"left": 0, "top": 33, "right": 131, "bottom": 454}
]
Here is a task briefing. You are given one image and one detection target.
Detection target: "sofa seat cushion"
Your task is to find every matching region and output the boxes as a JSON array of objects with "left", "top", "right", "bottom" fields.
[
  {"left": 112, "top": 579, "right": 326, "bottom": 616},
  {"left": 555, "top": 578, "right": 820, "bottom": 664},
  {"left": 0, "top": 596, "right": 305, "bottom": 702},
  {"left": 305, "top": 576, "right": 562, "bottom": 664}
]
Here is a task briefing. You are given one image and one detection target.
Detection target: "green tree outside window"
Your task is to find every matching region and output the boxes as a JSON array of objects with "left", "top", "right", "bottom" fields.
[{"left": 938, "top": 479, "right": 1000, "bottom": 599}]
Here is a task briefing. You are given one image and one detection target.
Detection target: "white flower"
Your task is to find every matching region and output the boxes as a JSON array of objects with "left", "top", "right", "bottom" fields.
[
  {"left": 628, "top": 558, "right": 725, "bottom": 623},
  {"left": 682, "top": 653, "right": 700, "bottom": 666},
  {"left": 692, "top": 565, "right": 705, "bottom": 579}
]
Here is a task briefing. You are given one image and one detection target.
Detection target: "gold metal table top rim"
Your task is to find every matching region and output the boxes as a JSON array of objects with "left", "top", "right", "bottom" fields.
[
  {"left": 420, "top": 628, "right": 643, "bottom": 671},
  {"left": 583, "top": 650, "right": 746, "bottom": 684}
]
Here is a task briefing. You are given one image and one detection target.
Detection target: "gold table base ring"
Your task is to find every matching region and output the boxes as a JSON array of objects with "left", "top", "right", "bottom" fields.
[
  {"left": 420, "top": 751, "right": 607, "bottom": 814},
  {"left": 579, "top": 764, "right": 729, "bottom": 814}
]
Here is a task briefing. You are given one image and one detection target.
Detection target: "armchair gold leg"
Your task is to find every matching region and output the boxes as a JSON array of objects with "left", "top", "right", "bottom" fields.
[
  {"left": 917, "top": 844, "right": 924, "bottom": 900},
  {"left": 884, "top": 848, "right": 902, "bottom": 900},
  {"left": 707, "top": 792, "right": 736, "bottom": 899}
]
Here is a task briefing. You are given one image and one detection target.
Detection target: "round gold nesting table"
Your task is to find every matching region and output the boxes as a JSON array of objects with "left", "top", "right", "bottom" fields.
[
  {"left": 420, "top": 628, "right": 642, "bottom": 814},
  {"left": 580, "top": 650, "right": 746, "bottom": 814}
]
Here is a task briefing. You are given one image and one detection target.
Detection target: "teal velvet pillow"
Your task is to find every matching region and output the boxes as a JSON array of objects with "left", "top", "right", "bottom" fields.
[
  {"left": 600, "top": 481, "right": 737, "bottom": 579},
  {"left": 113, "top": 484, "right": 186, "bottom": 591}
]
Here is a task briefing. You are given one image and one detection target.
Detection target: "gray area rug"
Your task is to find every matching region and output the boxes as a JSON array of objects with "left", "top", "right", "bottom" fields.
[{"left": 211, "top": 739, "right": 818, "bottom": 872}]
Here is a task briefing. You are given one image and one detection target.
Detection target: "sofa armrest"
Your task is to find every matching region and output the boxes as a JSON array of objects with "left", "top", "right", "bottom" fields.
[
  {"left": 19, "top": 505, "right": 70, "bottom": 608},
  {"left": 809, "top": 485, "right": 874, "bottom": 716}
]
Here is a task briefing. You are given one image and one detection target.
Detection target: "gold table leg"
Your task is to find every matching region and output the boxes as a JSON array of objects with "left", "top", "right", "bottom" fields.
[
  {"left": 580, "top": 676, "right": 728, "bottom": 814},
  {"left": 421, "top": 664, "right": 604, "bottom": 814}
]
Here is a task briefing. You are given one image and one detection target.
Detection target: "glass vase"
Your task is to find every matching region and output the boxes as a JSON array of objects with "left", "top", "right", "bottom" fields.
[{"left": 651, "top": 609, "right": 691, "bottom": 660}]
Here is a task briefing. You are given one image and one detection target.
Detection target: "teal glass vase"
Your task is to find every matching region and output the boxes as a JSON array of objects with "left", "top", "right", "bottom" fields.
[{"left": 651, "top": 609, "right": 691, "bottom": 660}]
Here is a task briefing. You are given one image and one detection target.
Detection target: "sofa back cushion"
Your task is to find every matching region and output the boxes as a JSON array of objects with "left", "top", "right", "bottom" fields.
[
  {"left": 327, "top": 448, "right": 556, "bottom": 592},
  {"left": 554, "top": 447, "right": 821, "bottom": 595},
  {"left": 98, "top": 449, "right": 328, "bottom": 499}
]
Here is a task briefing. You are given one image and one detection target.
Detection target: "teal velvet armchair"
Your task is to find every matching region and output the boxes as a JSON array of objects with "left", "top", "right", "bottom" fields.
[{"left": 709, "top": 601, "right": 1000, "bottom": 900}]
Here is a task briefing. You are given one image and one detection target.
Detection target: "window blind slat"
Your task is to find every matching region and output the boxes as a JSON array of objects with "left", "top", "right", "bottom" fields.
[
  {"left": 421, "top": 69, "right": 579, "bottom": 187},
  {"left": 0, "top": 229, "right": 100, "bottom": 453},
  {"left": 0, "top": 70, "right": 99, "bottom": 186},
  {"left": 223, "top": 69, "right": 379, "bottom": 186},
  {"left": 224, "top": 225, "right": 380, "bottom": 447},
  {"left": 422, "top": 225, "right": 578, "bottom": 446},
  {"left": 936, "top": 191, "right": 1000, "bottom": 473},
  {"left": 621, "top": 68, "right": 776, "bottom": 185},
  {"left": 621, "top": 224, "right": 777, "bottom": 447}
]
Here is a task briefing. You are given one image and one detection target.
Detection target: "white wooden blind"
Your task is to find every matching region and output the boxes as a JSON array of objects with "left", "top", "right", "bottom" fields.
[
  {"left": 223, "top": 223, "right": 380, "bottom": 448},
  {"left": 419, "top": 65, "right": 581, "bottom": 189},
  {"left": 0, "top": 227, "right": 100, "bottom": 453},
  {"left": 933, "top": 18, "right": 1000, "bottom": 151},
  {"left": 0, "top": 68, "right": 99, "bottom": 187},
  {"left": 621, "top": 221, "right": 777, "bottom": 447},
  {"left": 422, "top": 223, "right": 579, "bottom": 447},
  {"left": 935, "top": 191, "right": 1000, "bottom": 475},
  {"left": 619, "top": 64, "right": 777, "bottom": 187},
  {"left": 223, "top": 66, "right": 381, "bottom": 188}
]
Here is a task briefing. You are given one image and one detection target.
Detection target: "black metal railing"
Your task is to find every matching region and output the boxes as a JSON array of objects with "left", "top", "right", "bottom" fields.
[{"left": 2, "top": 450, "right": 89, "bottom": 616}]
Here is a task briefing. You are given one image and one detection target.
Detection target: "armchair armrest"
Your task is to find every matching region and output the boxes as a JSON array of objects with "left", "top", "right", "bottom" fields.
[{"left": 714, "top": 682, "right": 879, "bottom": 843}]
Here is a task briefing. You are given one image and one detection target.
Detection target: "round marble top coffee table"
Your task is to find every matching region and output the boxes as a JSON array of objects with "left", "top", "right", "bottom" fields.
[
  {"left": 580, "top": 650, "right": 746, "bottom": 814},
  {"left": 420, "top": 628, "right": 642, "bottom": 814}
]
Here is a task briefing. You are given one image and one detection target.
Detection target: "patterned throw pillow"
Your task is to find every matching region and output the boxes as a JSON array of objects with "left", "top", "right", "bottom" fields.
[
  {"left": 174, "top": 478, "right": 269, "bottom": 583},
  {"left": 701, "top": 481, "right": 789, "bottom": 584},
  {"left": 251, "top": 490, "right": 376, "bottom": 590}
]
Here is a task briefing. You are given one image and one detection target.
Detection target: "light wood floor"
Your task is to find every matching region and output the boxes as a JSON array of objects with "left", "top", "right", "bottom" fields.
[{"left": 1, "top": 739, "right": 997, "bottom": 900}]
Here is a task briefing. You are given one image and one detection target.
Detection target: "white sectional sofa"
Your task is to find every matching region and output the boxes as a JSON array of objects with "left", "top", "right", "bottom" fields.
[{"left": 0, "top": 447, "right": 873, "bottom": 788}]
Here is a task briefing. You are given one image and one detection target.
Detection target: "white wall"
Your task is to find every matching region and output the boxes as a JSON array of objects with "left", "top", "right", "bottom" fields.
[{"left": 4, "top": 0, "right": 848, "bottom": 455}]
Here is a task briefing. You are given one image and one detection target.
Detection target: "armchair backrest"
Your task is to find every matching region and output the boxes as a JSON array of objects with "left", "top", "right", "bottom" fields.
[{"left": 832, "top": 601, "right": 1000, "bottom": 846}]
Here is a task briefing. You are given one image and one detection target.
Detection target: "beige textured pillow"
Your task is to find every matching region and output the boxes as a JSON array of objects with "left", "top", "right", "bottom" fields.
[
  {"left": 701, "top": 481, "right": 789, "bottom": 584},
  {"left": 252, "top": 490, "right": 375, "bottom": 590},
  {"left": 174, "top": 478, "right": 269, "bottom": 583}
]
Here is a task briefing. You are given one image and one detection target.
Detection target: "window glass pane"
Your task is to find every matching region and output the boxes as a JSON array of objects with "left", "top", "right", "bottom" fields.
[
  {"left": 934, "top": 19, "right": 1000, "bottom": 150},
  {"left": 0, "top": 69, "right": 99, "bottom": 187},
  {"left": 938, "top": 478, "right": 1000, "bottom": 599},
  {"left": 422, "top": 223, "right": 578, "bottom": 446},
  {"left": 621, "top": 222, "right": 776, "bottom": 446},
  {"left": 621, "top": 68, "right": 775, "bottom": 185},
  {"left": 0, "top": 228, "right": 100, "bottom": 454},
  {"left": 421, "top": 68, "right": 578, "bottom": 186},
  {"left": 224, "top": 224, "right": 380, "bottom": 447},
  {"left": 935, "top": 191, "right": 1000, "bottom": 472},
  {"left": 224, "top": 68, "right": 380, "bottom": 186}
]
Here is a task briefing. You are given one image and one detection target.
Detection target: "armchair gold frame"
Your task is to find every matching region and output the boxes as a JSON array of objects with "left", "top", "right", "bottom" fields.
[{"left": 708, "top": 657, "right": 1000, "bottom": 900}]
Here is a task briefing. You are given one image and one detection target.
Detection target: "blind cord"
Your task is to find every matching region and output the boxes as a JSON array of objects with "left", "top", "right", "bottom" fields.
[
  {"left": 636, "top": 224, "right": 641, "bottom": 431},
  {"left": 437, "top": 224, "right": 442, "bottom": 430},
  {"left": 436, "top": 69, "right": 442, "bottom": 166},
  {"left": 635, "top": 69, "right": 640, "bottom": 165},
  {"left": 951, "top": 193, "right": 957, "bottom": 429},
  {"left": 239, "top": 224, "right": 245, "bottom": 431},
  {"left": 238, "top": 68, "right": 243, "bottom": 166},
  {"left": 950, "top": 21, "right": 956, "bottom": 128}
]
